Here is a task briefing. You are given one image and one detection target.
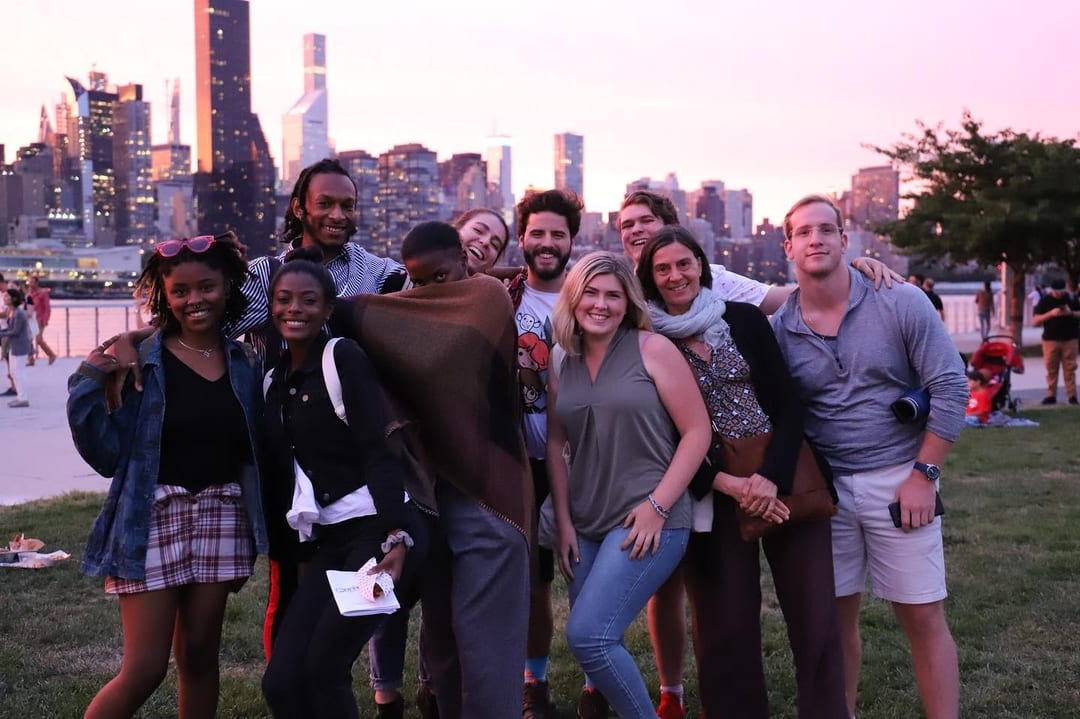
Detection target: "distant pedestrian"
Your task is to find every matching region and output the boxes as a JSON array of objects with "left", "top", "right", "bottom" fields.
[
  {"left": 0, "top": 288, "right": 33, "bottom": 407},
  {"left": 1027, "top": 285, "right": 1045, "bottom": 325},
  {"left": 975, "top": 280, "right": 995, "bottom": 340},
  {"left": 1032, "top": 279, "right": 1080, "bottom": 405},
  {"left": 922, "top": 276, "right": 945, "bottom": 321},
  {"left": 25, "top": 275, "right": 58, "bottom": 365}
]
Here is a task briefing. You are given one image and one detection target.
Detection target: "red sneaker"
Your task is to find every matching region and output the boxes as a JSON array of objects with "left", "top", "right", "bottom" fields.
[{"left": 656, "top": 691, "right": 686, "bottom": 719}]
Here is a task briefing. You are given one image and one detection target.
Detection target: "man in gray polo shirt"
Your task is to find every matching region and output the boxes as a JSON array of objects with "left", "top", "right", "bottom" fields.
[{"left": 771, "top": 194, "right": 967, "bottom": 719}]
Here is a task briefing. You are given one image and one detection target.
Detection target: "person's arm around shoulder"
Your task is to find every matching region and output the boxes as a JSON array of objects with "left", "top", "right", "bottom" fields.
[
  {"left": 545, "top": 353, "right": 580, "bottom": 580},
  {"left": 67, "top": 340, "right": 139, "bottom": 477},
  {"left": 625, "top": 332, "right": 711, "bottom": 558},
  {"left": 757, "top": 258, "right": 904, "bottom": 315}
]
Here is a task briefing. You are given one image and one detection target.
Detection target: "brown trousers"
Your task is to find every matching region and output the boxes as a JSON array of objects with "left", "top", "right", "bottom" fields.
[
  {"left": 1042, "top": 339, "right": 1078, "bottom": 399},
  {"left": 684, "top": 494, "right": 847, "bottom": 719}
]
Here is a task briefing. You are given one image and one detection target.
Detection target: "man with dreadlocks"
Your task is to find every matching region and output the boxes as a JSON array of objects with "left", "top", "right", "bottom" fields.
[{"left": 105, "top": 158, "right": 406, "bottom": 674}]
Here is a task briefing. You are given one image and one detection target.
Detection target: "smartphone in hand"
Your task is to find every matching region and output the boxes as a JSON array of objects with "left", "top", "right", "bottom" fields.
[{"left": 888, "top": 493, "right": 945, "bottom": 528}]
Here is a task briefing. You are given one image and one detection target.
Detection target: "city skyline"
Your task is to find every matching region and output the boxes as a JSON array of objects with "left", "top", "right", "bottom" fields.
[{"left": 2, "top": 0, "right": 1077, "bottom": 226}]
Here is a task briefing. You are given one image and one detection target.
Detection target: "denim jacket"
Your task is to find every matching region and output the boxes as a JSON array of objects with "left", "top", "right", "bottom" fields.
[{"left": 68, "top": 332, "right": 269, "bottom": 579}]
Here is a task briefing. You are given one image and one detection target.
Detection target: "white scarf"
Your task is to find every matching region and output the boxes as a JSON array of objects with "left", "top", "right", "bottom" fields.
[{"left": 647, "top": 286, "right": 731, "bottom": 350}]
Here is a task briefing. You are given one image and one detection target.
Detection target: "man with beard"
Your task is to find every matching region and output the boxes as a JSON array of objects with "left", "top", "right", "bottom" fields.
[{"left": 511, "top": 189, "right": 582, "bottom": 719}]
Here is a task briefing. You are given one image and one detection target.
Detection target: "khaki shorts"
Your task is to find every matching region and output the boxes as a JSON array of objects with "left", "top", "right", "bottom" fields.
[{"left": 830, "top": 461, "right": 947, "bottom": 604}]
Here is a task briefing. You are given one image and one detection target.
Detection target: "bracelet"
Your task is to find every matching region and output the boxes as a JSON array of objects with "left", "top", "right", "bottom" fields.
[
  {"left": 380, "top": 530, "right": 414, "bottom": 554},
  {"left": 647, "top": 494, "right": 671, "bottom": 520}
]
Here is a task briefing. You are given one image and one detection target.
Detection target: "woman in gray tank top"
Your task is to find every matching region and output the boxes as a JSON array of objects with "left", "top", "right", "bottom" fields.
[{"left": 546, "top": 252, "right": 710, "bottom": 718}]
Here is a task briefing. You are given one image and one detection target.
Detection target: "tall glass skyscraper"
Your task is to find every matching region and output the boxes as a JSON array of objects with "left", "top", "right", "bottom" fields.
[
  {"left": 554, "top": 132, "right": 584, "bottom": 202},
  {"left": 194, "top": 0, "right": 277, "bottom": 256}
]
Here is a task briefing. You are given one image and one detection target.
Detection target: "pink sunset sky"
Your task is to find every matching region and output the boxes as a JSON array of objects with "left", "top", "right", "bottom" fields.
[{"left": 2, "top": 0, "right": 1077, "bottom": 226}]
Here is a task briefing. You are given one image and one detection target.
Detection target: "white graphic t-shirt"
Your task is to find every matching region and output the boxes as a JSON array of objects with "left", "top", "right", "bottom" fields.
[{"left": 516, "top": 285, "right": 560, "bottom": 459}]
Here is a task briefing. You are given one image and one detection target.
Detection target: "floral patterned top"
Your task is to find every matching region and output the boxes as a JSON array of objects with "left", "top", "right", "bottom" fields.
[{"left": 675, "top": 338, "right": 772, "bottom": 440}]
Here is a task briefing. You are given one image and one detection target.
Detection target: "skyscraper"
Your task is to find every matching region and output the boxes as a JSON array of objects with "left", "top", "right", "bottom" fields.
[
  {"left": 151, "top": 79, "right": 192, "bottom": 182},
  {"left": 484, "top": 137, "right": 513, "bottom": 222},
  {"left": 724, "top": 188, "right": 753, "bottom": 239},
  {"left": 849, "top": 165, "right": 899, "bottom": 231},
  {"left": 65, "top": 73, "right": 119, "bottom": 246},
  {"left": 554, "top": 132, "right": 584, "bottom": 201},
  {"left": 194, "top": 0, "right": 277, "bottom": 256},
  {"left": 112, "top": 83, "right": 155, "bottom": 244},
  {"left": 376, "top": 143, "right": 441, "bottom": 257},
  {"left": 337, "top": 149, "right": 379, "bottom": 252},
  {"left": 281, "top": 33, "right": 331, "bottom": 194},
  {"left": 438, "top": 152, "right": 487, "bottom": 217}
]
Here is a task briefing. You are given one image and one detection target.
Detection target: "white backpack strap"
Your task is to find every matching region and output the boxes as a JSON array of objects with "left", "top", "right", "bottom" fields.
[{"left": 322, "top": 337, "right": 348, "bottom": 425}]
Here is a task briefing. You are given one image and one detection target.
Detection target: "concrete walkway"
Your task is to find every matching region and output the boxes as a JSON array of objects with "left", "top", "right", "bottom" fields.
[{"left": 0, "top": 329, "right": 1066, "bottom": 507}]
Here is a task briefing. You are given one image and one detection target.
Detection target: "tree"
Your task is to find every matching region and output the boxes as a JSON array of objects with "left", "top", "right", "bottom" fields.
[{"left": 872, "top": 112, "right": 1080, "bottom": 343}]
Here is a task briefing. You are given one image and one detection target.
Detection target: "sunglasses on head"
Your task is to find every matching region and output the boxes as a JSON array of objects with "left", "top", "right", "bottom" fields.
[{"left": 155, "top": 235, "right": 216, "bottom": 258}]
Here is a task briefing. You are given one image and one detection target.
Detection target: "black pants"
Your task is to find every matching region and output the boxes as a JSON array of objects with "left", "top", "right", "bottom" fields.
[
  {"left": 684, "top": 494, "right": 847, "bottom": 719},
  {"left": 262, "top": 512, "right": 430, "bottom": 718}
]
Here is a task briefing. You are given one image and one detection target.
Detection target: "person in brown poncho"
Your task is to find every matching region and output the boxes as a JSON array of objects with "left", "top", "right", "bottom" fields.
[{"left": 330, "top": 222, "right": 534, "bottom": 719}]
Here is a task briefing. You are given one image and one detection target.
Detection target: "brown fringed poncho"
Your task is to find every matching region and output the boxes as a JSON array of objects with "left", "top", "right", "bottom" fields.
[{"left": 331, "top": 274, "right": 534, "bottom": 543}]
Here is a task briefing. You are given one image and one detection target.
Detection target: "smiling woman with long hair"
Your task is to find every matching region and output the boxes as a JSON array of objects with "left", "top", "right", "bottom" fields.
[
  {"left": 67, "top": 233, "right": 268, "bottom": 719},
  {"left": 545, "top": 251, "right": 711, "bottom": 718}
]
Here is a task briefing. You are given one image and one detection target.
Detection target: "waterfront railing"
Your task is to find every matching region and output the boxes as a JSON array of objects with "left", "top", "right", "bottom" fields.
[{"left": 31, "top": 294, "right": 1036, "bottom": 360}]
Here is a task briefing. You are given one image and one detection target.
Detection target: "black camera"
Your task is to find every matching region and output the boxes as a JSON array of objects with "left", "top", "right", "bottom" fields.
[{"left": 891, "top": 386, "right": 930, "bottom": 424}]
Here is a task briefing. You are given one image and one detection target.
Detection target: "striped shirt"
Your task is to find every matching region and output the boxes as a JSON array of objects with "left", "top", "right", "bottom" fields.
[{"left": 226, "top": 242, "right": 403, "bottom": 339}]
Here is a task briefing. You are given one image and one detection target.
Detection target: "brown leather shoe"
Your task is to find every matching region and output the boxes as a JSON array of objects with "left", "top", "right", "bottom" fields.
[
  {"left": 577, "top": 687, "right": 608, "bottom": 718},
  {"left": 523, "top": 680, "right": 557, "bottom": 718}
]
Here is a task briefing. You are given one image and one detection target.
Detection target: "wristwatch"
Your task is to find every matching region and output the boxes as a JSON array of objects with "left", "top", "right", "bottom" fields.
[{"left": 913, "top": 461, "right": 941, "bottom": 481}]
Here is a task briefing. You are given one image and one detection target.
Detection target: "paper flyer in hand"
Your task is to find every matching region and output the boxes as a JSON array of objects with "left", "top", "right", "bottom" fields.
[{"left": 326, "top": 558, "right": 400, "bottom": 617}]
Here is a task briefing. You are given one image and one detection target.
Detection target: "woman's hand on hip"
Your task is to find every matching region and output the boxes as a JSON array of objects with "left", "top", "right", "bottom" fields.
[{"left": 621, "top": 501, "right": 665, "bottom": 560}]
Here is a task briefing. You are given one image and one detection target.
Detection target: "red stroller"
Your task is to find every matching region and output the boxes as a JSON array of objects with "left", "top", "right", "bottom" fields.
[{"left": 969, "top": 334, "right": 1025, "bottom": 412}]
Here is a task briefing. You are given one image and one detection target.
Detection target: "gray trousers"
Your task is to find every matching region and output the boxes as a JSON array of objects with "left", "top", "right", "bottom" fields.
[{"left": 420, "top": 480, "right": 530, "bottom": 719}]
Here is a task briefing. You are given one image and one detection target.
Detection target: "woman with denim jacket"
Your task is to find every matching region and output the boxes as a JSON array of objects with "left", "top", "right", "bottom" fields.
[{"left": 67, "top": 233, "right": 268, "bottom": 719}]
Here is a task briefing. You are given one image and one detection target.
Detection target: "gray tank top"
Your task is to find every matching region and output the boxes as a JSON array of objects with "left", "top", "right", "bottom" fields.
[{"left": 554, "top": 328, "right": 690, "bottom": 540}]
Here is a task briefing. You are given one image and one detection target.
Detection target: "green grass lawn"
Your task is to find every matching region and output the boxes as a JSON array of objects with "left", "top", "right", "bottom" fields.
[{"left": 2, "top": 407, "right": 1078, "bottom": 717}]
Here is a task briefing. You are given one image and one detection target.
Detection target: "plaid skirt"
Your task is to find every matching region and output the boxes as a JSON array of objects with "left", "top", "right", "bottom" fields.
[{"left": 106, "top": 483, "right": 256, "bottom": 594}]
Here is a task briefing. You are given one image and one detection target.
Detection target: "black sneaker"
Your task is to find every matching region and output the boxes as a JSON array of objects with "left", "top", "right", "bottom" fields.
[
  {"left": 523, "top": 679, "right": 557, "bottom": 719},
  {"left": 1041, "top": 396, "right": 1057, "bottom": 405},
  {"left": 577, "top": 687, "right": 609, "bottom": 719},
  {"left": 1, "top": 388, "right": 16, "bottom": 397},
  {"left": 375, "top": 695, "right": 404, "bottom": 719},
  {"left": 416, "top": 684, "right": 440, "bottom": 719}
]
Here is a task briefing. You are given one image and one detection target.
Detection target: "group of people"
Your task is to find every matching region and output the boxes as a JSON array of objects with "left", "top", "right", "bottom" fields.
[
  {"left": 0, "top": 273, "right": 57, "bottom": 407},
  {"left": 66, "top": 156, "right": 969, "bottom": 719}
]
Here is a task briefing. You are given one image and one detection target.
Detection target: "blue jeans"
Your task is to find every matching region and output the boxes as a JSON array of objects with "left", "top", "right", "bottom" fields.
[{"left": 566, "top": 526, "right": 689, "bottom": 718}]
